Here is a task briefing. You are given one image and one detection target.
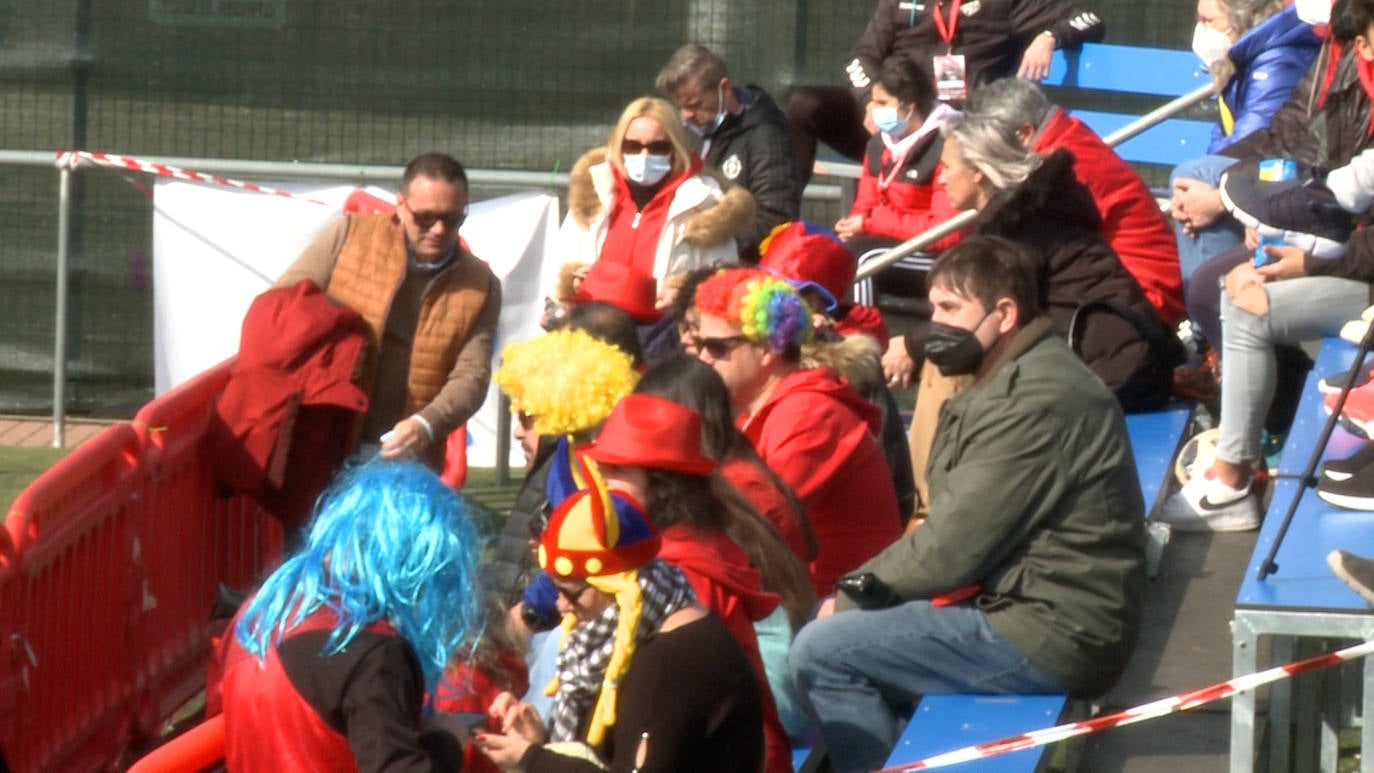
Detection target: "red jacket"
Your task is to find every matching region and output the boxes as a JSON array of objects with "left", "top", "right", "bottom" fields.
[
  {"left": 1032, "top": 109, "right": 1186, "bottom": 325},
  {"left": 720, "top": 458, "right": 809, "bottom": 562},
  {"left": 205, "top": 279, "right": 370, "bottom": 531},
  {"left": 851, "top": 132, "right": 966, "bottom": 250},
  {"left": 741, "top": 367, "right": 903, "bottom": 596},
  {"left": 658, "top": 525, "right": 790, "bottom": 773}
]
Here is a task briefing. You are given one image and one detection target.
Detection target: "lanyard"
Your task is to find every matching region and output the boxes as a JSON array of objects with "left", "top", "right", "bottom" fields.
[{"left": 931, "top": 0, "right": 962, "bottom": 52}]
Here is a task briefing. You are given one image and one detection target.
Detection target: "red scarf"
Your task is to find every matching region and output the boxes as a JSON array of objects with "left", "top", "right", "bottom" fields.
[
  {"left": 1319, "top": 39, "right": 1344, "bottom": 110},
  {"left": 1357, "top": 51, "right": 1374, "bottom": 136},
  {"left": 598, "top": 156, "right": 702, "bottom": 277}
]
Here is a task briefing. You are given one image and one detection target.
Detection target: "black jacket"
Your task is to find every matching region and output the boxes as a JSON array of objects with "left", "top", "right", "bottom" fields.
[
  {"left": 846, "top": 0, "right": 1104, "bottom": 100},
  {"left": 704, "top": 85, "right": 803, "bottom": 261},
  {"left": 1221, "top": 37, "right": 1374, "bottom": 169},
  {"left": 975, "top": 150, "right": 1181, "bottom": 410}
]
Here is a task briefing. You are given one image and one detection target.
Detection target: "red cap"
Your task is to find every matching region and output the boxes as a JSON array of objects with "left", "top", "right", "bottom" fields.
[{"left": 573, "top": 260, "right": 662, "bottom": 324}]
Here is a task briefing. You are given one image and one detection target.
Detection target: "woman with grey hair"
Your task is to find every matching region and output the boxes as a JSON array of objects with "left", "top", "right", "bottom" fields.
[{"left": 934, "top": 113, "right": 1180, "bottom": 409}]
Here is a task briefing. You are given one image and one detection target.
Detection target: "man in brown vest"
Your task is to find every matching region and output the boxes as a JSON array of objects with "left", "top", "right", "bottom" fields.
[{"left": 277, "top": 152, "right": 501, "bottom": 469}]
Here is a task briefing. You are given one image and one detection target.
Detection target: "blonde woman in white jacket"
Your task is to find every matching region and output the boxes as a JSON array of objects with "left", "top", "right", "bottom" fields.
[{"left": 556, "top": 97, "right": 754, "bottom": 311}]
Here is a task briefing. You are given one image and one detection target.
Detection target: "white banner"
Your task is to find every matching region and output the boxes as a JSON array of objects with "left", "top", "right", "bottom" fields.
[{"left": 152, "top": 180, "right": 561, "bottom": 468}]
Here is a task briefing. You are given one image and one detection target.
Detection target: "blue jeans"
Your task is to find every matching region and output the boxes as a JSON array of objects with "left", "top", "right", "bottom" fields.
[
  {"left": 788, "top": 601, "right": 1061, "bottom": 773},
  {"left": 1172, "top": 155, "right": 1243, "bottom": 284},
  {"left": 1217, "top": 275, "right": 1370, "bottom": 465}
]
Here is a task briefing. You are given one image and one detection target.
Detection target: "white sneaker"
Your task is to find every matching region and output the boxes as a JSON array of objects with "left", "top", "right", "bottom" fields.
[{"left": 1155, "top": 472, "right": 1261, "bottom": 532}]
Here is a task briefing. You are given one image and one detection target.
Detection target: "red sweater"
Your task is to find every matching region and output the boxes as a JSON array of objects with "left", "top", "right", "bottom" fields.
[{"left": 1032, "top": 109, "right": 1186, "bottom": 325}]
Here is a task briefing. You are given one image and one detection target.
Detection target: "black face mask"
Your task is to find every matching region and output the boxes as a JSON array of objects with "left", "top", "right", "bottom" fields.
[{"left": 924, "top": 314, "right": 992, "bottom": 376}]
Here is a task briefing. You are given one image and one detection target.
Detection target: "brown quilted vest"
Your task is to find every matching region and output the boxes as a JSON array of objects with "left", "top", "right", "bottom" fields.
[{"left": 325, "top": 213, "right": 493, "bottom": 421}]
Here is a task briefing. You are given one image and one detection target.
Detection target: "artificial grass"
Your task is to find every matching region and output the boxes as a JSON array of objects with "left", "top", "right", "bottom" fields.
[{"left": 0, "top": 446, "right": 70, "bottom": 515}]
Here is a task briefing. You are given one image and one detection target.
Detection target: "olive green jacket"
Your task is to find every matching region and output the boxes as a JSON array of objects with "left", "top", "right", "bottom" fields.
[{"left": 845, "top": 318, "right": 1146, "bottom": 697}]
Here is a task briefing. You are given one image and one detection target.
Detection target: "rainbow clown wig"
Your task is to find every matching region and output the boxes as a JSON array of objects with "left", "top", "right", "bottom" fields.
[
  {"left": 235, "top": 461, "right": 485, "bottom": 695},
  {"left": 694, "top": 267, "right": 812, "bottom": 355},
  {"left": 494, "top": 328, "right": 640, "bottom": 437}
]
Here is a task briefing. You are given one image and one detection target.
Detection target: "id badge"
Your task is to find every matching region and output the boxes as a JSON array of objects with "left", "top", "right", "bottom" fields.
[{"left": 933, "top": 54, "right": 967, "bottom": 102}]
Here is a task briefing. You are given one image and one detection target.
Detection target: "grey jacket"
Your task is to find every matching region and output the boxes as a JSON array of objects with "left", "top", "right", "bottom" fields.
[{"left": 846, "top": 318, "right": 1146, "bottom": 697}]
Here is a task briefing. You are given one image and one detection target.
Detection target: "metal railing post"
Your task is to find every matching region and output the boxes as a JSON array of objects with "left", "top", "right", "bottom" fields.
[{"left": 52, "top": 157, "right": 74, "bottom": 448}]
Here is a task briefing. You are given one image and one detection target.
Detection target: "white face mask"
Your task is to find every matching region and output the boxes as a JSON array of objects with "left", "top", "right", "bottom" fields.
[
  {"left": 623, "top": 153, "right": 674, "bottom": 186},
  {"left": 1192, "top": 22, "right": 1232, "bottom": 69},
  {"left": 1295, "top": 0, "right": 1331, "bottom": 26}
]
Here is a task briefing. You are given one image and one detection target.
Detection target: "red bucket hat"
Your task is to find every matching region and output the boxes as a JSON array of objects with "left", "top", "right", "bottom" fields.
[
  {"left": 583, "top": 394, "right": 718, "bottom": 475},
  {"left": 573, "top": 260, "right": 662, "bottom": 324},
  {"left": 757, "top": 221, "right": 857, "bottom": 312}
]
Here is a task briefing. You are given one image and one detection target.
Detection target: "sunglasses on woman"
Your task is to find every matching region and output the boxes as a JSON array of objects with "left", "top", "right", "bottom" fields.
[
  {"left": 622, "top": 139, "right": 673, "bottom": 155},
  {"left": 697, "top": 334, "right": 751, "bottom": 359}
]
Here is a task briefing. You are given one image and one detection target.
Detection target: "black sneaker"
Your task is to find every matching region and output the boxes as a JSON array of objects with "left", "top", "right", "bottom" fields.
[
  {"left": 1321, "top": 442, "right": 1374, "bottom": 482},
  {"left": 1318, "top": 365, "right": 1374, "bottom": 394},
  {"left": 1328, "top": 550, "right": 1374, "bottom": 605},
  {"left": 1317, "top": 460, "right": 1374, "bottom": 510},
  {"left": 1220, "top": 162, "right": 1354, "bottom": 259}
]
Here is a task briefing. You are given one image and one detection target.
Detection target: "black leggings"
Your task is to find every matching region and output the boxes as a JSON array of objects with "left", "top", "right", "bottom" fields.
[{"left": 786, "top": 85, "right": 872, "bottom": 185}]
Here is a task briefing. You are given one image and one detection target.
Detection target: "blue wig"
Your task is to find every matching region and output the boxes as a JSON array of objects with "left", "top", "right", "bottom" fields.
[{"left": 235, "top": 460, "right": 486, "bottom": 693}]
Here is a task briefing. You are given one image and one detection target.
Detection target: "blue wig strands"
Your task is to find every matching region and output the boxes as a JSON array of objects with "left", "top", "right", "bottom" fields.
[{"left": 236, "top": 461, "right": 486, "bottom": 693}]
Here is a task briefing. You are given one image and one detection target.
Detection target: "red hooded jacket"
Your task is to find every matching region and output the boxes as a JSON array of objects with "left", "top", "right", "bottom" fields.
[
  {"left": 740, "top": 367, "right": 903, "bottom": 596},
  {"left": 658, "top": 524, "right": 790, "bottom": 773},
  {"left": 1031, "top": 109, "right": 1186, "bottom": 325}
]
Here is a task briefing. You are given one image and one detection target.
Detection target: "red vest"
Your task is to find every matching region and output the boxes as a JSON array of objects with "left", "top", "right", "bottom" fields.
[{"left": 218, "top": 610, "right": 401, "bottom": 772}]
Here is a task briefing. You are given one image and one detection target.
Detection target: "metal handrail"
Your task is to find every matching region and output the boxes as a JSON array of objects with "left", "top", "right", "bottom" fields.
[{"left": 851, "top": 82, "right": 1216, "bottom": 281}]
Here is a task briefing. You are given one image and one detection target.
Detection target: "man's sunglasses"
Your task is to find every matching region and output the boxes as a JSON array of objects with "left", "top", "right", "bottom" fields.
[
  {"left": 407, "top": 207, "right": 465, "bottom": 231},
  {"left": 622, "top": 139, "right": 673, "bottom": 155},
  {"left": 697, "top": 334, "right": 750, "bottom": 359}
]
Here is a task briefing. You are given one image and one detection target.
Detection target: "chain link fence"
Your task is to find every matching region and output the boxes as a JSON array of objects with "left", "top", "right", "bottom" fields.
[{"left": 1, "top": 0, "right": 1195, "bottom": 415}]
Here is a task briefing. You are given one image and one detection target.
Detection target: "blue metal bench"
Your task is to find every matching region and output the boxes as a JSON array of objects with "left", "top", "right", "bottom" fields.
[
  {"left": 1043, "top": 43, "right": 1214, "bottom": 169},
  {"left": 1232, "top": 337, "right": 1374, "bottom": 772},
  {"left": 1125, "top": 402, "right": 1195, "bottom": 517}
]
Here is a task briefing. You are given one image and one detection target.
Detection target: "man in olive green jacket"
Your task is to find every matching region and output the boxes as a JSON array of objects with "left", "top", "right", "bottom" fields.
[{"left": 789, "top": 236, "right": 1146, "bottom": 773}]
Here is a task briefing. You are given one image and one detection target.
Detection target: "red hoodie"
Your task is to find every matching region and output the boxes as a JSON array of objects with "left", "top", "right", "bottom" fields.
[
  {"left": 1032, "top": 109, "right": 1186, "bottom": 325},
  {"left": 658, "top": 525, "right": 790, "bottom": 773},
  {"left": 740, "top": 367, "right": 903, "bottom": 597}
]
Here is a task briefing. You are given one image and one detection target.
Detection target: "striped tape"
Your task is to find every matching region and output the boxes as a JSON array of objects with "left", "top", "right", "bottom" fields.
[
  {"left": 873, "top": 637, "right": 1374, "bottom": 771},
  {"left": 55, "top": 150, "right": 331, "bottom": 206}
]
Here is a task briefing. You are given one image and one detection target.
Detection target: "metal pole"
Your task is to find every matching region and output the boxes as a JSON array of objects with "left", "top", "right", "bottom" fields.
[
  {"left": 853, "top": 82, "right": 1217, "bottom": 280},
  {"left": 496, "top": 393, "right": 513, "bottom": 486},
  {"left": 52, "top": 161, "right": 73, "bottom": 448}
]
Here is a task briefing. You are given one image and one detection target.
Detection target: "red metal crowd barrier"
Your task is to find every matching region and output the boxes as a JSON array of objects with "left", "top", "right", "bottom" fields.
[
  {"left": 0, "top": 360, "right": 283, "bottom": 772},
  {"left": 1, "top": 423, "right": 148, "bottom": 771}
]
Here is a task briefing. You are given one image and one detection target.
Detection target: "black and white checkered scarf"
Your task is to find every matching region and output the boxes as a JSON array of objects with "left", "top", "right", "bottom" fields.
[{"left": 546, "top": 559, "right": 696, "bottom": 744}]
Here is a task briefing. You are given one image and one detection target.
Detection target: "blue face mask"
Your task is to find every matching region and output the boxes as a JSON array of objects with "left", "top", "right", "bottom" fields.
[
  {"left": 686, "top": 83, "right": 728, "bottom": 139},
  {"left": 623, "top": 153, "right": 674, "bottom": 186},
  {"left": 873, "top": 105, "right": 910, "bottom": 138}
]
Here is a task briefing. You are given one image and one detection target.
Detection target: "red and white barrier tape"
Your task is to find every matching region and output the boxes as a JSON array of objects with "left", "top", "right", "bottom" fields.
[
  {"left": 873, "top": 637, "right": 1374, "bottom": 772},
  {"left": 54, "top": 150, "right": 331, "bottom": 207}
]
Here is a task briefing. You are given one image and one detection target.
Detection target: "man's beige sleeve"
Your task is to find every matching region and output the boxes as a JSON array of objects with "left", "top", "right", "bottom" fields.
[
  {"left": 416, "top": 275, "right": 502, "bottom": 440},
  {"left": 274, "top": 217, "right": 351, "bottom": 289}
]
